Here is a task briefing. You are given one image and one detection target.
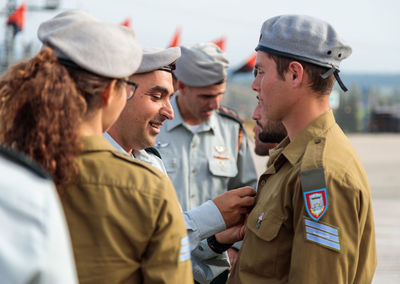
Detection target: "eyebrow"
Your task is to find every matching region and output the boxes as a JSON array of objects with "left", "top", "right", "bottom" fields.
[
  {"left": 145, "top": 85, "right": 170, "bottom": 96},
  {"left": 198, "top": 92, "right": 224, "bottom": 97}
]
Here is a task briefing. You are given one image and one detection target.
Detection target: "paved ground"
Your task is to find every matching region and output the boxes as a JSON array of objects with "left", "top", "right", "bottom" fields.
[{"left": 250, "top": 134, "right": 400, "bottom": 283}]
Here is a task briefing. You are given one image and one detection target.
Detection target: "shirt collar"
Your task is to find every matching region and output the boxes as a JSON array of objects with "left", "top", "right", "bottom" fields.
[
  {"left": 103, "top": 133, "right": 154, "bottom": 163},
  {"left": 102, "top": 132, "right": 131, "bottom": 156},
  {"left": 281, "top": 110, "right": 336, "bottom": 166},
  {"left": 166, "top": 93, "right": 185, "bottom": 131},
  {"left": 81, "top": 135, "right": 118, "bottom": 153}
]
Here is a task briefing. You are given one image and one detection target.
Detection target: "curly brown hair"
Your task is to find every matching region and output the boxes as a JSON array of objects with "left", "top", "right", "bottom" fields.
[{"left": 0, "top": 48, "right": 87, "bottom": 187}]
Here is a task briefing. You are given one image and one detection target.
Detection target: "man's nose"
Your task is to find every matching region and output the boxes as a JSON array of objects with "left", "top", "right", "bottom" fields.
[{"left": 161, "top": 100, "right": 174, "bottom": 120}]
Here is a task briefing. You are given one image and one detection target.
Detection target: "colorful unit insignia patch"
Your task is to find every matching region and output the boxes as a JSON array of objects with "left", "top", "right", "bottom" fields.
[
  {"left": 303, "top": 188, "right": 328, "bottom": 221},
  {"left": 304, "top": 218, "right": 341, "bottom": 252}
]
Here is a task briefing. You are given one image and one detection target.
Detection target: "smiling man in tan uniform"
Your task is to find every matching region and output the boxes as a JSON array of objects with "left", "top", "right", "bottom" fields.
[{"left": 228, "top": 15, "right": 377, "bottom": 283}]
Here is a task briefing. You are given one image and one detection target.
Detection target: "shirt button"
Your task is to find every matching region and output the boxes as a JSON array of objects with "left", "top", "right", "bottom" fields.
[
  {"left": 198, "top": 245, "right": 204, "bottom": 251},
  {"left": 191, "top": 143, "right": 196, "bottom": 148},
  {"left": 314, "top": 138, "right": 321, "bottom": 144},
  {"left": 192, "top": 169, "right": 196, "bottom": 174},
  {"left": 260, "top": 180, "right": 266, "bottom": 187},
  {"left": 191, "top": 194, "right": 196, "bottom": 199}
]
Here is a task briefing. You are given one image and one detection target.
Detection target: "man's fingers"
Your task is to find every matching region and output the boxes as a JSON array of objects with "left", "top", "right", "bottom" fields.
[
  {"left": 234, "top": 186, "right": 256, "bottom": 197},
  {"left": 239, "top": 206, "right": 253, "bottom": 215},
  {"left": 237, "top": 195, "right": 256, "bottom": 207}
]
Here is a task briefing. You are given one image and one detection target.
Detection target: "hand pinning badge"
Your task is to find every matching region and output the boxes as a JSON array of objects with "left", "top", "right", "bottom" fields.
[{"left": 256, "top": 212, "right": 265, "bottom": 229}]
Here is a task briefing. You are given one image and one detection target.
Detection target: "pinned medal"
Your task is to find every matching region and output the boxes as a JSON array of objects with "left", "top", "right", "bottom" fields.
[
  {"left": 214, "top": 154, "right": 230, "bottom": 160},
  {"left": 214, "top": 145, "right": 226, "bottom": 153},
  {"left": 256, "top": 212, "right": 265, "bottom": 229},
  {"left": 156, "top": 141, "right": 169, "bottom": 148}
]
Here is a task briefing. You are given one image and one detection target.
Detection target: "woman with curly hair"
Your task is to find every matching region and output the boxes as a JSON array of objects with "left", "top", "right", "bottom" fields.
[{"left": 0, "top": 10, "right": 192, "bottom": 284}]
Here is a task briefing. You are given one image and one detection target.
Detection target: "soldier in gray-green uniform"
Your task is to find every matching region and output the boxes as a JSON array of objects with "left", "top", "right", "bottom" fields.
[
  {"left": 228, "top": 15, "right": 377, "bottom": 284},
  {"left": 157, "top": 43, "right": 257, "bottom": 212},
  {"left": 156, "top": 42, "right": 258, "bottom": 282}
]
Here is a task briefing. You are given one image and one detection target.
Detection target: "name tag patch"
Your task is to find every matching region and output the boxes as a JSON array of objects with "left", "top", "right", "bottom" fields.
[
  {"left": 304, "top": 218, "right": 341, "bottom": 252},
  {"left": 179, "top": 236, "right": 191, "bottom": 262}
]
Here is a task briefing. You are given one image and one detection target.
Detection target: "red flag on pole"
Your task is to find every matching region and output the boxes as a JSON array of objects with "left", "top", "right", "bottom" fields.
[
  {"left": 232, "top": 53, "right": 256, "bottom": 74},
  {"left": 213, "top": 37, "right": 226, "bottom": 51},
  {"left": 7, "top": 3, "right": 26, "bottom": 33},
  {"left": 168, "top": 28, "right": 181, "bottom": 47},
  {"left": 120, "top": 18, "right": 131, "bottom": 28}
]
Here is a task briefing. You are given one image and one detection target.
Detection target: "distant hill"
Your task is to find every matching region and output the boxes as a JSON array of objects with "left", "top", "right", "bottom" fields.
[
  {"left": 228, "top": 72, "right": 400, "bottom": 90},
  {"left": 224, "top": 72, "right": 400, "bottom": 119},
  {"left": 341, "top": 73, "right": 400, "bottom": 89}
]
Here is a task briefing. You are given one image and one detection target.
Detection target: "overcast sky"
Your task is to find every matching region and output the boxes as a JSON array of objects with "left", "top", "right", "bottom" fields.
[{"left": 1, "top": 0, "right": 399, "bottom": 73}]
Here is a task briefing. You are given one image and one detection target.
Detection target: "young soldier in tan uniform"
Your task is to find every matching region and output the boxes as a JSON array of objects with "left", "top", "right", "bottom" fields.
[
  {"left": 0, "top": 10, "right": 192, "bottom": 283},
  {"left": 228, "top": 15, "right": 377, "bottom": 283}
]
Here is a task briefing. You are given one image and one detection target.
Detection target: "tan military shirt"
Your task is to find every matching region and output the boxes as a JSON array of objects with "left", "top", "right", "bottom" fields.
[
  {"left": 228, "top": 110, "right": 376, "bottom": 283},
  {"left": 61, "top": 136, "right": 193, "bottom": 284}
]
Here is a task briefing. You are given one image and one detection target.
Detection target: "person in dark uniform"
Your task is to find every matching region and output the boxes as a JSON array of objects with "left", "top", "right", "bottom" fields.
[{"left": 228, "top": 15, "right": 376, "bottom": 283}]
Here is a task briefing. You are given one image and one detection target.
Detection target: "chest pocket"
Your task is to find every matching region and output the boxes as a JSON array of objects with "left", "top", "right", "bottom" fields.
[
  {"left": 208, "top": 158, "right": 238, "bottom": 177},
  {"left": 157, "top": 143, "right": 178, "bottom": 174},
  {"left": 240, "top": 208, "right": 290, "bottom": 278},
  {"left": 163, "top": 156, "right": 179, "bottom": 174}
]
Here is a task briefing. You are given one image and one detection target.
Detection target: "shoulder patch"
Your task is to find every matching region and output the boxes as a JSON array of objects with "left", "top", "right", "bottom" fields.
[
  {"left": 300, "top": 138, "right": 328, "bottom": 222},
  {"left": 145, "top": 147, "right": 162, "bottom": 159},
  {"left": 0, "top": 145, "right": 51, "bottom": 179},
  {"left": 217, "top": 106, "right": 244, "bottom": 125}
]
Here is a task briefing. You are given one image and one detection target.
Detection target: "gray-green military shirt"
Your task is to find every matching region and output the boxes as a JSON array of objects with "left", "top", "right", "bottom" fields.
[{"left": 156, "top": 95, "right": 257, "bottom": 211}]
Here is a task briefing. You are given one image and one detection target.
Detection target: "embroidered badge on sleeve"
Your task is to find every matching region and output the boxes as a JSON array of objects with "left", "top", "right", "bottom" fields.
[
  {"left": 303, "top": 188, "right": 328, "bottom": 221},
  {"left": 304, "top": 218, "right": 341, "bottom": 252}
]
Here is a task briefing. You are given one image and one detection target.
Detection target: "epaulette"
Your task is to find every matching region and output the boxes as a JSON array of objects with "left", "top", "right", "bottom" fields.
[
  {"left": 145, "top": 147, "right": 162, "bottom": 159},
  {"left": 0, "top": 144, "right": 52, "bottom": 180},
  {"left": 300, "top": 137, "right": 326, "bottom": 172},
  {"left": 217, "top": 106, "right": 245, "bottom": 152},
  {"left": 217, "top": 106, "right": 244, "bottom": 125},
  {"left": 300, "top": 137, "right": 328, "bottom": 222}
]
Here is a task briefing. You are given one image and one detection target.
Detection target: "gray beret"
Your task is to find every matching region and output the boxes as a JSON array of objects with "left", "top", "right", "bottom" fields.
[
  {"left": 136, "top": 47, "right": 181, "bottom": 74},
  {"left": 256, "top": 15, "right": 352, "bottom": 91},
  {"left": 37, "top": 10, "right": 142, "bottom": 78},
  {"left": 173, "top": 42, "right": 229, "bottom": 87}
]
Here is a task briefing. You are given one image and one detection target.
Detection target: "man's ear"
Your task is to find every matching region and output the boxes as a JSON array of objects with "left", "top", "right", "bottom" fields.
[
  {"left": 287, "top": 61, "right": 304, "bottom": 88},
  {"left": 177, "top": 80, "right": 187, "bottom": 95},
  {"left": 102, "top": 79, "right": 118, "bottom": 106}
]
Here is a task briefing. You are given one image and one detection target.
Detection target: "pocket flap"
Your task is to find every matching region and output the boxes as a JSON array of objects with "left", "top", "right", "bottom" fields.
[
  {"left": 247, "top": 211, "right": 284, "bottom": 242},
  {"left": 208, "top": 159, "right": 238, "bottom": 177},
  {"left": 163, "top": 156, "right": 178, "bottom": 173}
]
